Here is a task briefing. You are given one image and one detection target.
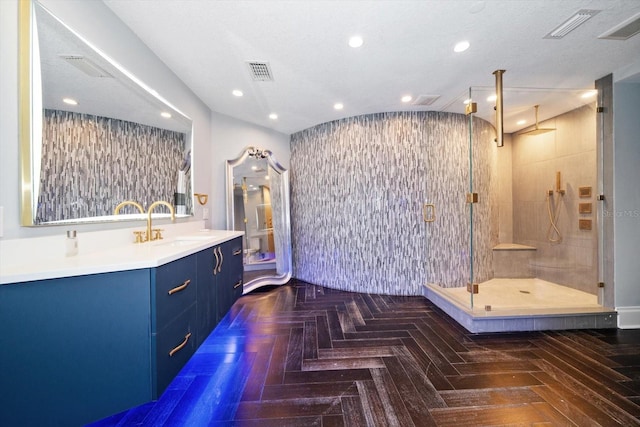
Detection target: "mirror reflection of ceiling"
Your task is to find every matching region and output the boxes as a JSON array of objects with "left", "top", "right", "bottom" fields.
[
  {"left": 36, "top": 2, "right": 191, "bottom": 134},
  {"left": 104, "top": 0, "right": 640, "bottom": 134},
  {"left": 233, "top": 157, "right": 271, "bottom": 187}
]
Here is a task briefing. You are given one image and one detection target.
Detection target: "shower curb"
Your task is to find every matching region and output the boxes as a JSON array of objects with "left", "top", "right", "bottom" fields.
[{"left": 422, "top": 284, "right": 617, "bottom": 333}]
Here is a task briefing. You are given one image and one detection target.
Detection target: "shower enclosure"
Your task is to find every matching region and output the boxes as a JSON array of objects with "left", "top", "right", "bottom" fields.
[{"left": 424, "top": 84, "right": 616, "bottom": 331}]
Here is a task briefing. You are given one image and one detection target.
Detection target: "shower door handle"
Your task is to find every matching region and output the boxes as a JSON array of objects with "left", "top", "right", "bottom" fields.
[{"left": 423, "top": 203, "right": 436, "bottom": 223}]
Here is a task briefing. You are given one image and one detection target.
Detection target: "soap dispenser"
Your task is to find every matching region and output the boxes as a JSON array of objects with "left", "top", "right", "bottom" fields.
[{"left": 66, "top": 230, "right": 78, "bottom": 257}]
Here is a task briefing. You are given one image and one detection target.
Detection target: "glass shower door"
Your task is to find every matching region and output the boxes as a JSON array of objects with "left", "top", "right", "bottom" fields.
[
  {"left": 466, "top": 86, "right": 496, "bottom": 311},
  {"left": 462, "top": 85, "right": 601, "bottom": 315}
]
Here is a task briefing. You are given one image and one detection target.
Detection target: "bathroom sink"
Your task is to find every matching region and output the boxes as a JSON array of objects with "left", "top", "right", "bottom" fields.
[
  {"left": 153, "top": 234, "right": 219, "bottom": 247},
  {"left": 153, "top": 239, "right": 200, "bottom": 247},
  {"left": 175, "top": 234, "right": 217, "bottom": 241}
]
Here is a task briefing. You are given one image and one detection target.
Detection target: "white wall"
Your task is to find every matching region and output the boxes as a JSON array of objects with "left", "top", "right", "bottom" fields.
[
  {"left": 207, "top": 113, "right": 290, "bottom": 230},
  {"left": 0, "top": 0, "right": 24, "bottom": 238},
  {"left": 0, "top": 0, "right": 289, "bottom": 239},
  {"left": 613, "top": 79, "right": 640, "bottom": 328}
]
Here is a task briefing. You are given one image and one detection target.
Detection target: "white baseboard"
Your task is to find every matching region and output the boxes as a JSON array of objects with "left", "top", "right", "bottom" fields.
[{"left": 616, "top": 306, "right": 640, "bottom": 329}]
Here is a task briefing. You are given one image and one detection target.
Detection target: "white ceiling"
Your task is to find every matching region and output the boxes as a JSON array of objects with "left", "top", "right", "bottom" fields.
[{"left": 103, "top": 0, "right": 640, "bottom": 135}]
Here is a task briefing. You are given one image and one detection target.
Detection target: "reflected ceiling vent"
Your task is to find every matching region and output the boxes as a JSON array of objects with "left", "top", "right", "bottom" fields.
[
  {"left": 599, "top": 12, "right": 640, "bottom": 40},
  {"left": 59, "top": 55, "right": 113, "bottom": 78},
  {"left": 544, "top": 9, "right": 600, "bottom": 39},
  {"left": 412, "top": 95, "right": 440, "bottom": 106},
  {"left": 246, "top": 61, "right": 274, "bottom": 81}
]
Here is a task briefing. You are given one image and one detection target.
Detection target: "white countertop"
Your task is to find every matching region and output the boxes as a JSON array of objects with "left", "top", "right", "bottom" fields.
[{"left": 0, "top": 223, "right": 243, "bottom": 285}]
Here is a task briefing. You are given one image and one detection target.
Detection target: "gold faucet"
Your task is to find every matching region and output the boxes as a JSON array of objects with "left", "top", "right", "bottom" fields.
[
  {"left": 114, "top": 200, "right": 175, "bottom": 243},
  {"left": 147, "top": 201, "right": 176, "bottom": 242},
  {"left": 114, "top": 200, "right": 144, "bottom": 215}
]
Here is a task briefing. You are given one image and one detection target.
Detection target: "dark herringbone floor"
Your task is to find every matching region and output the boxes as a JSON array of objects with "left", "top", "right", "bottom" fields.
[{"left": 100, "top": 280, "right": 640, "bottom": 426}]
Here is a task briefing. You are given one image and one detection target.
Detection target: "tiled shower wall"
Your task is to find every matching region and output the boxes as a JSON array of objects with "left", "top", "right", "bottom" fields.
[
  {"left": 511, "top": 104, "right": 598, "bottom": 293},
  {"left": 290, "top": 111, "right": 497, "bottom": 296},
  {"left": 36, "top": 109, "right": 191, "bottom": 223}
]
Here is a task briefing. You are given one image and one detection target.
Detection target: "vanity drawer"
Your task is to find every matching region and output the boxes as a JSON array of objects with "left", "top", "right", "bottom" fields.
[
  {"left": 154, "top": 254, "right": 197, "bottom": 329},
  {"left": 155, "top": 303, "right": 197, "bottom": 397},
  {"left": 227, "top": 237, "right": 244, "bottom": 299}
]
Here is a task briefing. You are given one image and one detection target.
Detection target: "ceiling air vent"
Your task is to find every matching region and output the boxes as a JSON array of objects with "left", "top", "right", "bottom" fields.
[
  {"left": 246, "top": 61, "right": 274, "bottom": 81},
  {"left": 544, "top": 9, "right": 600, "bottom": 39},
  {"left": 412, "top": 95, "right": 440, "bottom": 106},
  {"left": 59, "top": 55, "right": 113, "bottom": 78},
  {"left": 599, "top": 12, "right": 640, "bottom": 40}
]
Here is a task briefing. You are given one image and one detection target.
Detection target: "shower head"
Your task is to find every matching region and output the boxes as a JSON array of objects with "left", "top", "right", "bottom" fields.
[{"left": 519, "top": 105, "right": 555, "bottom": 135}]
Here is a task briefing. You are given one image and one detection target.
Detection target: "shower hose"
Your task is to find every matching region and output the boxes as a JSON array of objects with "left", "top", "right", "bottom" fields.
[{"left": 546, "top": 191, "right": 563, "bottom": 243}]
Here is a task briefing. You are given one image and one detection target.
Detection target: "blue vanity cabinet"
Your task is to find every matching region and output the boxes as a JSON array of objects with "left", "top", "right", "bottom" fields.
[
  {"left": 0, "top": 238, "right": 243, "bottom": 427},
  {"left": 0, "top": 269, "right": 153, "bottom": 427},
  {"left": 196, "top": 237, "right": 244, "bottom": 340},
  {"left": 151, "top": 253, "right": 198, "bottom": 398},
  {"left": 227, "top": 237, "right": 244, "bottom": 302},
  {"left": 216, "top": 236, "right": 244, "bottom": 323},
  {"left": 196, "top": 245, "right": 217, "bottom": 347}
]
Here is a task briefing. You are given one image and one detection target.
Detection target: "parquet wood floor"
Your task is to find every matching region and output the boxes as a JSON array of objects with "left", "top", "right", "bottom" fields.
[{"left": 99, "top": 280, "right": 640, "bottom": 426}]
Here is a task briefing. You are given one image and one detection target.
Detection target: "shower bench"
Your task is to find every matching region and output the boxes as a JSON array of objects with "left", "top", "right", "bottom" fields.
[{"left": 492, "top": 243, "right": 537, "bottom": 278}]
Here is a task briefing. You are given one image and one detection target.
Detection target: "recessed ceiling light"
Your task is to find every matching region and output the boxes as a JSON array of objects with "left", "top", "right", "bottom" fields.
[
  {"left": 348, "top": 36, "right": 364, "bottom": 48},
  {"left": 232, "top": 89, "right": 243, "bottom": 97},
  {"left": 160, "top": 112, "right": 172, "bottom": 118},
  {"left": 251, "top": 166, "right": 258, "bottom": 171},
  {"left": 486, "top": 94, "right": 497, "bottom": 102},
  {"left": 334, "top": 103, "right": 344, "bottom": 110},
  {"left": 401, "top": 95, "right": 413, "bottom": 103},
  {"left": 454, "top": 40, "right": 470, "bottom": 53},
  {"left": 581, "top": 90, "right": 597, "bottom": 99},
  {"left": 63, "top": 97, "right": 78, "bottom": 105},
  {"left": 265, "top": 175, "right": 270, "bottom": 180},
  {"left": 517, "top": 119, "right": 527, "bottom": 126},
  {"left": 269, "top": 113, "right": 278, "bottom": 120}
]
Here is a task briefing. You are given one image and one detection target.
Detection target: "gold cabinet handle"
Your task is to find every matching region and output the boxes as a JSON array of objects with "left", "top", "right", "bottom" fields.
[
  {"left": 233, "top": 280, "right": 242, "bottom": 289},
  {"left": 423, "top": 203, "right": 436, "bottom": 222},
  {"left": 168, "top": 332, "right": 192, "bottom": 357},
  {"left": 233, "top": 249, "right": 242, "bottom": 256},
  {"left": 167, "top": 279, "right": 191, "bottom": 295},
  {"left": 217, "top": 246, "right": 224, "bottom": 273},
  {"left": 213, "top": 246, "right": 219, "bottom": 275}
]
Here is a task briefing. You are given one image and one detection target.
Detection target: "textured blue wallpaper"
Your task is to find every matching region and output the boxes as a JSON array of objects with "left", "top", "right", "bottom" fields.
[{"left": 290, "top": 111, "right": 497, "bottom": 295}]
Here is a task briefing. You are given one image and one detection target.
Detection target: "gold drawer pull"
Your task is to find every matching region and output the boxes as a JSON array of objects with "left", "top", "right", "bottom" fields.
[
  {"left": 233, "top": 249, "right": 242, "bottom": 256},
  {"left": 168, "top": 279, "right": 191, "bottom": 295},
  {"left": 233, "top": 280, "right": 242, "bottom": 289},
  {"left": 169, "top": 332, "right": 192, "bottom": 357}
]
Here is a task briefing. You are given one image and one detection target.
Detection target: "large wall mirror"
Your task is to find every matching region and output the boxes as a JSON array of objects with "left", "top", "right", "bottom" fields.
[
  {"left": 226, "top": 147, "right": 292, "bottom": 293},
  {"left": 19, "top": 0, "right": 194, "bottom": 226}
]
